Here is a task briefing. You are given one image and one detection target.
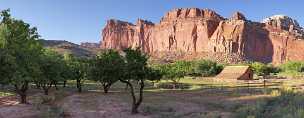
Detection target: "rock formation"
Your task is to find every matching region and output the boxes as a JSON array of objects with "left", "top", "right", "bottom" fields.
[{"left": 101, "top": 8, "right": 304, "bottom": 64}]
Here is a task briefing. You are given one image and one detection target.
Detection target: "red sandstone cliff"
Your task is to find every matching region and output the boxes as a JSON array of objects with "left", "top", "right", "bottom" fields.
[{"left": 101, "top": 8, "right": 304, "bottom": 64}]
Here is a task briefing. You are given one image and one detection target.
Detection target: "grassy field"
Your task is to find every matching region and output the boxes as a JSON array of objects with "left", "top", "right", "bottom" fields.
[
  {"left": 1, "top": 78, "right": 304, "bottom": 118},
  {"left": 0, "top": 91, "right": 14, "bottom": 97}
]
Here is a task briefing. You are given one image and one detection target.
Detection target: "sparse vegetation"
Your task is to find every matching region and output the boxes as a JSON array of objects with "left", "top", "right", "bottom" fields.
[
  {"left": 279, "top": 61, "right": 304, "bottom": 78},
  {"left": 3, "top": 8, "right": 304, "bottom": 118},
  {"left": 236, "top": 88, "right": 304, "bottom": 118}
]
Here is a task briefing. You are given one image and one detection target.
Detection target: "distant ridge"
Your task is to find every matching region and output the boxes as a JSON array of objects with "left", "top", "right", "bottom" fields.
[{"left": 39, "top": 40, "right": 99, "bottom": 57}]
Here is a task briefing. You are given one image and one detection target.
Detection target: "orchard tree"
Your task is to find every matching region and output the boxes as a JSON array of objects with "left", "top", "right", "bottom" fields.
[
  {"left": 0, "top": 48, "right": 15, "bottom": 87},
  {"left": 120, "top": 48, "right": 162, "bottom": 114},
  {"left": 0, "top": 10, "right": 43, "bottom": 103},
  {"left": 90, "top": 50, "right": 123, "bottom": 93},
  {"left": 160, "top": 61, "right": 192, "bottom": 88},
  {"left": 61, "top": 53, "right": 74, "bottom": 88},
  {"left": 66, "top": 54, "right": 89, "bottom": 93},
  {"left": 38, "top": 49, "right": 64, "bottom": 95}
]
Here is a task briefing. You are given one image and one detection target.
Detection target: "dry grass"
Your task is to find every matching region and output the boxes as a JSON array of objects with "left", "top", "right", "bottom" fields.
[{"left": 1, "top": 78, "right": 304, "bottom": 118}]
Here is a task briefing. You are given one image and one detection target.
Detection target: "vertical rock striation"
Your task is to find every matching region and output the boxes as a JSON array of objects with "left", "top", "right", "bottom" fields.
[{"left": 101, "top": 8, "right": 304, "bottom": 64}]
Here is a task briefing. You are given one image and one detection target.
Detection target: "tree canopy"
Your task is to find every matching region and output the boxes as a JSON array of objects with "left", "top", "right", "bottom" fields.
[
  {"left": 89, "top": 49, "right": 124, "bottom": 93},
  {"left": 0, "top": 9, "right": 43, "bottom": 103}
]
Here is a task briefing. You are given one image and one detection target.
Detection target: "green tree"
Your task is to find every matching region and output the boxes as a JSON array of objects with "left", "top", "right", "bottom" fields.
[
  {"left": 159, "top": 61, "right": 193, "bottom": 88},
  {"left": 61, "top": 53, "right": 74, "bottom": 88},
  {"left": 38, "top": 49, "right": 64, "bottom": 95},
  {"left": 120, "top": 48, "right": 162, "bottom": 114},
  {"left": 67, "top": 55, "right": 89, "bottom": 93},
  {"left": 89, "top": 49, "right": 123, "bottom": 93},
  {"left": 0, "top": 10, "right": 43, "bottom": 103},
  {"left": 0, "top": 48, "right": 15, "bottom": 86}
]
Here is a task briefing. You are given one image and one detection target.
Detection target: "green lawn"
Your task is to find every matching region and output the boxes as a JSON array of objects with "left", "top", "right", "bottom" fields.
[{"left": 0, "top": 91, "right": 14, "bottom": 97}]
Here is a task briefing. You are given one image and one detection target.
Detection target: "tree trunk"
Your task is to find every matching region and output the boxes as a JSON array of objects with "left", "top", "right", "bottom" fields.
[
  {"left": 20, "top": 93, "right": 27, "bottom": 104},
  {"left": 35, "top": 81, "right": 41, "bottom": 89},
  {"left": 42, "top": 83, "right": 52, "bottom": 95},
  {"left": 54, "top": 82, "right": 58, "bottom": 90},
  {"left": 119, "top": 79, "right": 145, "bottom": 114},
  {"left": 63, "top": 81, "right": 67, "bottom": 88},
  {"left": 132, "top": 80, "right": 144, "bottom": 114},
  {"left": 103, "top": 83, "right": 112, "bottom": 94},
  {"left": 43, "top": 88, "right": 49, "bottom": 95},
  {"left": 172, "top": 80, "right": 177, "bottom": 89},
  {"left": 15, "top": 82, "right": 29, "bottom": 104},
  {"left": 124, "top": 80, "right": 130, "bottom": 91},
  {"left": 77, "top": 79, "right": 82, "bottom": 93},
  {"left": 51, "top": 81, "right": 59, "bottom": 90},
  {"left": 104, "top": 86, "right": 109, "bottom": 93}
]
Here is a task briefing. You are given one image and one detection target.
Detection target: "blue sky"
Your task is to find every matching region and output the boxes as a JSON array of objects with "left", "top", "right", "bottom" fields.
[{"left": 0, "top": 0, "right": 303, "bottom": 44}]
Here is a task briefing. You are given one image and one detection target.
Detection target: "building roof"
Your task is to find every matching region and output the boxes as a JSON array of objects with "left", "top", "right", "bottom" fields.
[{"left": 215, "top": 66, "right": 252, "bottom": 80}]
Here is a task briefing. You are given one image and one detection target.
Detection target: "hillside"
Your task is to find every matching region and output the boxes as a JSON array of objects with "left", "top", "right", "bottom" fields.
[{"left": 39, "top": 40, "right": 99, "bottom": 57}]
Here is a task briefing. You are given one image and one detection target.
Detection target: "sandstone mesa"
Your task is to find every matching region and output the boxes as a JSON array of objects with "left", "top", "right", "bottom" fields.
[{"left": 101, "top": 8, "right": 304, "bottom": 64}]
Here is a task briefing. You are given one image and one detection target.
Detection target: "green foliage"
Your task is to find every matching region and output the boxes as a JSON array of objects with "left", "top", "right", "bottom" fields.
[
  {"left": 38, "top": 49, "right": 65, "bottom": 94},
  {"left": 89, "top": 49, "right": 124, "bottom": 92},
  {"left": 279, "top": 61, "right": 304, "bottom": 78},
  {"left": 69, "top": 57, "right": 89, "bottom": 81},
  {"left": 0, "top": 48, "right": 16, "bottom": 85},
  {"left": 123, "top": 48, "right": 149, "bottom": 81},
  {"left": 249, "top": 62, "right": 278, "bottom": 76},
  {"left": 158, "top": 61, "right": 193, "bottom": 82},
  {"left": 236, "top": 89, "right": 304, "bottom": 118},
  {"left": 120, "top": 48, "right": 162, "bottom": 114},
  {"left": 65, "top": 53, "right": 89, "bottom": 92},
  {"left": 156, "top": 60, "right": 222, "bottom": 86},
  {"left": 193, "top": 60, "right": 223, "bottom": 77},
  {"left": 39, "top": 49, "right": 65, "bottom": 82},
  {"left": 0, "top": 9, "right": 43, "bottom": 103},
  {"left": 280, "top": 61, "right": 304, "bottom": 72},
  {"left": 0, "top": 9, "right": 43, "bottom": 83}
]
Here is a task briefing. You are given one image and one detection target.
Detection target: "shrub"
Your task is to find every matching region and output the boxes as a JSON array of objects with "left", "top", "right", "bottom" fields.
[
  {"left": 193, "top": 60, "right": 223, "bottom": 77},
  {"left": 280, "top": 61, "right": 304, "bottom": 72},
  {"left": 279, "top": 61, "right": 304, "bottom": 78},
  {"left": 250, "top": 62, "right": 278, "bottom": 76},
  {"left": 236, "top": 89, "right": 304, "bottom": 118}
]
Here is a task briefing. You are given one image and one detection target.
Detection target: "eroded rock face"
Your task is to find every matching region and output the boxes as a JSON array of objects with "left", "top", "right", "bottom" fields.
[{"left": 101, "top": 8, "right": 304, "bottom": 64}]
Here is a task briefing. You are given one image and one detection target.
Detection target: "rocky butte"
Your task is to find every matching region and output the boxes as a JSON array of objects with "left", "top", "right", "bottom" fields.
[{"left": 101, "top": 8, "right": 304, "bottom": 64}]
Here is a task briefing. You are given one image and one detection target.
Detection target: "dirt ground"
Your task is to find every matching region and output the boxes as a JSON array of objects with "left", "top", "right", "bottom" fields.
[
  {"left": 2, "top": 78, "right": 292, "bottom": 118},
  {"left": 0, "top": 87, "right": 271, "bottom": 118}
]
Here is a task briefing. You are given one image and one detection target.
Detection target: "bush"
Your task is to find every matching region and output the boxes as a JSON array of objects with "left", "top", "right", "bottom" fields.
[
  {"left": 279, "top": 61, "right": 304, "bottom": 78},
  {"left": 193, "top": 60, "right": 223, "bottom": 77},
  {"left": 280, "top": 61, "right": 304, "bottom": 72},
  {"left": 236, "top": 89, "right": 304, "bottom": 118},
  {"left": 250, "top": 62, "right": 278, "bottom": 76}
]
